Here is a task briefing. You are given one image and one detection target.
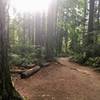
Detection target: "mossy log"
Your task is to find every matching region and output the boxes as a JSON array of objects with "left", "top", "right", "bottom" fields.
[
  {"left": 21, "top": 64, "right": 36, "bottom": 69},
  {"left": 20, "top": 66, "right": 41, "bottom": 78},
  {"left": 10, "top": 69, "right": 25, "bottom": 74}
]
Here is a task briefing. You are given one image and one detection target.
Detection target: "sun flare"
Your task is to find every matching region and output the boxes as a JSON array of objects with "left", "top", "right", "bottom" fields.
[{"left": 10, "top": 0, "right": 52, "bottom": 13}]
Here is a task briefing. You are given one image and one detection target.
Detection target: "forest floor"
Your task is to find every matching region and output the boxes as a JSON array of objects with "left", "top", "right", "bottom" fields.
[{"left": 13, "top": 58, "right": 100, "bottom": 100}]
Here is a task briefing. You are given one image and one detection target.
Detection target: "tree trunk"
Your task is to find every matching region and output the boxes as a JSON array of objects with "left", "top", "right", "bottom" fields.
[
  {"left": 0, "top": 0, "right": 23, "bottom": 99},
  {"left": 97, "top": 0, "right": 100, "bottom": 29},
  {"left": 88, "top": 0, "right": 95, "bottom": 33},
  {"left": 84, "top": 0, "right": 95, "bottom": 60},
  {"left": 41, "top": 13, "right": 46, "bottom": 47},
  {"left": 35, "top": 13, "right": 42, "bottom": 46},
  {"left": 46, "top": 0, "right": 57, "bottom": 59},
  {"left": 87, "top": 0, "right": 95, "bottom": 45}
]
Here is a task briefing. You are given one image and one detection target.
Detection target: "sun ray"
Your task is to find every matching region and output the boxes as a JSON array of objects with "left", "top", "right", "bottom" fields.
[{"left": 10, "top": 0, "right": 52, "bottom": 13}]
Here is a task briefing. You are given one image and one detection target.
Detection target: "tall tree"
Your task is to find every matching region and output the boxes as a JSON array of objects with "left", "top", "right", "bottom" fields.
[
  {"left": 97, "top": 0, "right": 100, "bottom": 29},
  {"left": 35, "top": 13, "right": 42, "bottom": 46},
  {"left": 46, "top": 0, "right": 57, "bottom": 59},
  {"left": 0, "top": 0, "right": 22, "bottom": 99},
  {"left": 41, "top": 13, "right": 46, "bottom": 47},
  {"left": 88, "top": 0, "right": 95, "bottom": 32}
]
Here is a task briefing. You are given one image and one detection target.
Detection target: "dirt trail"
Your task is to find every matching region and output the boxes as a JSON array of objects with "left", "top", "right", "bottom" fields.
[{"left": 14, "top": 58, "right": 100, "bottom": 100}]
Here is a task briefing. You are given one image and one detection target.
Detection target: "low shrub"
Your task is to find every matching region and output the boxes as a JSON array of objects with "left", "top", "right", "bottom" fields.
[
  {"left": 9, "top": 44, "right": 46, "bottom": 66},
  {"left": 85, "top": 57, "right": 100, "bottom": 67},
  {"left": 70, "top": 53, "right": 86, "bottom": 64}
]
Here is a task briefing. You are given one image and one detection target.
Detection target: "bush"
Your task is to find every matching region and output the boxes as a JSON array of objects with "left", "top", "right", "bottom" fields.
[
  {"left": 9, "top": 53, "right": 22, "bottom": 66},
  {"left": 70, "top": 53, "right": 100, "bottom": 67},
  {"left": 70, "top": 53, "right": 86, "bottom": 64},
  {"left": 85, "top": 57, "right": 100, "bottom": 67},
  {"left": 9, "top": 44, "right": 46, "bottom": 66}
]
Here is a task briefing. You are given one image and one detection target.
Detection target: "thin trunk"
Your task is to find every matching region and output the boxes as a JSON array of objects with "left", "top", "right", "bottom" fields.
[
  {"left": 97, "top": 0, "right": 100, "bottom": 29},
  {"left": 87, "top": 0, "right": 95, "bottom": 44},
  {"left": 83, "top": 0, "right": 87, "bottom": 46},
  {"left": 31, "top": 16, "right": 35, "bottom": 44},
  {"left": 41, "top": 13, "right": 46, "bottom": 47},
  {"left": 88, "top": 0, "right": 95, "bottom": 32},
  {"left": 35, "top": 13, "right": 42, "bottom": 46}
]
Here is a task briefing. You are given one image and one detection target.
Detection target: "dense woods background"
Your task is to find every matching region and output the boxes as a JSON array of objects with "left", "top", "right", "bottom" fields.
[
  {"left": 8, "top": 0, "right": 100, "bottom": 67},
  {"left": 0, "top": 0, "right": 100, "bottom": 99}
]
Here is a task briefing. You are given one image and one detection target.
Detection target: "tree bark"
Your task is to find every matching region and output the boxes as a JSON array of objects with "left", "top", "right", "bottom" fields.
[
  {"left": 20, "top": 66, "right": 40, "bottom": 78},
  {"left": 0, "top": 0, "right": 23, "bottom": 99},
  {"left": 88, "top": 0, "right": 95, "bottom": 33},
  {"left": 87, "top": 0, "right": 95, "bottom": 44},
  {"left": 46, "top": 0, "right": 57, "bottom": 59},
  {"left": 97, "top": 0, "right": 100, "bottom": 29},
  {"left": 35, "top": 13, "right": 42, "bottom": 46}
]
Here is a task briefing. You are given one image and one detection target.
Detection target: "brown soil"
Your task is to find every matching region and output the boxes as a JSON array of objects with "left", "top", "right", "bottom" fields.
[{"left": 13, "top": 58, "right": 100, "bottom": 100}]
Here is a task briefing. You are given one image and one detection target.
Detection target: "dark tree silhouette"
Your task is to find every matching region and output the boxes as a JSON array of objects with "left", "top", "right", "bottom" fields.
[{"left": 0, "top": 0, "right": 22, "bottom": 99}]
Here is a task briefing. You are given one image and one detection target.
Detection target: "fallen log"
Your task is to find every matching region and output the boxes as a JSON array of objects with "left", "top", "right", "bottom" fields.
[
  {"left": 20, "top": 64, "right": 36, "bottom": 69},
  {"left": 40, "top": 62, "right": 50, "bottom": 67},
  {"left": 20, "top": 66, "right": 41, "bottom": 79},
  {"left": 10, "top": 69, "right": 25, "bottom": 74}
]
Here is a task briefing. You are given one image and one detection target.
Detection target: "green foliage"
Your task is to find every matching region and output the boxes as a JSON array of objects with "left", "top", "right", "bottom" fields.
[
  {"left": 70, "top": 42, "right": 100, "bottom": 67},
  {"left": 85, "top": 44, "right": 100, "bottom": 57},
  {"left": 57, "top": 0, "right": 85, "bottom": 55},
  {"left": 9, "top": 44, "right": 46, "bottom": 66},
  {"left": 57, "top": 0, "right": 100, "bottom": 67},
  {"left": 70, "top": 53, "right": 86, "bottom": 64},
  {"left": 8, "top": 0, "right": 100, "bottom": 68},
  {"left": 70, "top": 52, "right": 100, "bottom": 67},
  {"left": 9, "top": 53, "right": 22, "bottom": 66},
  {"left": 85, "top": 57, "right": 100, "bottom": 67}
]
